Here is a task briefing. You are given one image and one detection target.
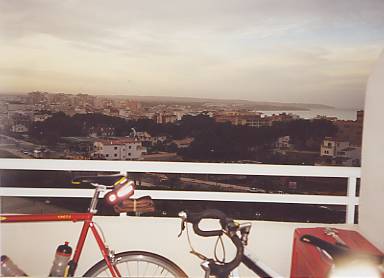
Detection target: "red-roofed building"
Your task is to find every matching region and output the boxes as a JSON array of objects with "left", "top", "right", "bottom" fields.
[{"left": 92, "top": 138, "right": 146, "bottom": 160}]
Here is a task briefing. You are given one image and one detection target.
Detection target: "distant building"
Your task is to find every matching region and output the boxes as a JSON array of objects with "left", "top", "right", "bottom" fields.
[
  {"left": 335, "top": 110, "right": 364, "bottom": 146},
  {"left": 132, "top": 131, "right": 153, "bottom": 147},
  {"left": 314, "top": 115, "right": 338, "bottom": 121},
  {"left": 28, "top": 91, "right": 48, "bottom": 105},
  {"left": 61, "top": 137, "right": 94, "bottom": 155},
  {"left": 88, "top": 126, "right": 116, "bottom": 137},
  {"left": 11, "top": 124, "right": 28, "bottom": 133},
  {"left": 153, "top": 112, "right": 178, "bottom": 124},
  {"left": 118, "top": 109, "right": 131, "bottom": 118},
  {"left": 125, "top": 100, "right": 141, "bottom": 111},
  {"left": 92, "top": 138, "right": 146, "bottom": 160},
  {"left": 214, "top": 112, "right": 269, "bottom": 127},
  {"left": 135, "top": 131, "right": 152, "bottom": 142},
  {"left": 174, "top": 111, "right": 187, "bottom": 121},
  {"left": 7, "top": 103, "right": 34, "bottom": 112},
  {"left": 74, "top": 107, "right": 87, "bottom": 114},
  {"left": 152, "top": 135, "right": 167, "bottom": 145},
  {"left": 0, "top": 115, "right": 9, "bottom": 129},
  {"left": 320, "top": 137, "right": 361, "bottom": 166},
  {"left": 335, "top": 146, "right": 361, "bottom": 167},
  {"left": 266, "top": 113, "right": 300, "bottom": 125},
  {"left": 275, "top": 136, "right": 292, "bottom": 149},
  {"left": 33, "top": 149, "right": 43, "bottom": 158},
  {"left": 33, "top": 114, "right": 52, "bottom": 122},
  {"left": 0, "top": 103, "right": 8, "bottom": 113},
  {"left": 320, "top": 138, "right": 349, "bottom": 157}
]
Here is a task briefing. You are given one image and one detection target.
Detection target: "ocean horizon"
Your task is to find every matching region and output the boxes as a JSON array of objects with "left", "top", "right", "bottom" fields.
[{"left": 259, "top": 108, "right": 359, "bottom": 121}]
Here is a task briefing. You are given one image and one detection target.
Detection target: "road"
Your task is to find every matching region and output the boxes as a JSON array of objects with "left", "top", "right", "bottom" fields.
[
  {"left": 0, "top": 146, "right": 31, "bottom": 158},
  {"left": 0, "top": 134, "right": 42, "bottom": 158},
  {"left": 180, "top": 177, "right": 251, "bottom": 192},
  {"left": 0, "top": 134, "right": 36, "bottom": 148},
  {"left": 139, "top": 173, "right": 256, "bottom": 192}
]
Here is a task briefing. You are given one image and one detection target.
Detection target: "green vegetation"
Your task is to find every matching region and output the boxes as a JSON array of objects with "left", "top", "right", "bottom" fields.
[{"left": 29, "top": 113, "right": 337, "bottom": 163}]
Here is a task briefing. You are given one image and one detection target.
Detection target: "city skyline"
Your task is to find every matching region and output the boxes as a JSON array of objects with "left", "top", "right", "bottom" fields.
[{"left": 1, "top": 0, "right": 384, "bottom": 109}]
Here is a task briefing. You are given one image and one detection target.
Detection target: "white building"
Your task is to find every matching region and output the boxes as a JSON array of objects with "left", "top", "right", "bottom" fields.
[
  {"left": 33, "top": 149, "right": 43, "bottom": 158},
  {"left": 93, "top": 139, "right": 146, "bottom": 160},
  {"left": 33, "top": 114, "right": 52, "bottom": 122},
  {"left": 11, "top": 124, "right": 28, "bottom": 133},
  {"left": 320, "top": 138, "right": 350, "bottom": 157},
  {"left": 320, "top": 137, "right": 361, "bottom": 166},
  {"left": 275, "top": 136, "right": 292, "bottom": 149}
]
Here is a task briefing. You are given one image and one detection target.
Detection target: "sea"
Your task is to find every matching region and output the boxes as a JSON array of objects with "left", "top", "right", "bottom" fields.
[{"left": 259, "top": 108, "right": 358, "bottom": 121}]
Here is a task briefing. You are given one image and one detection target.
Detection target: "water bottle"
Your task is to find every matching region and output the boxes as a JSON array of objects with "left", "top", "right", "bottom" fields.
[
  {"left": 0, "top": 255, "right": 27, "bottom": 276},
  {"left": 48, "top": 242, "right": 72, "bottom": 277}
]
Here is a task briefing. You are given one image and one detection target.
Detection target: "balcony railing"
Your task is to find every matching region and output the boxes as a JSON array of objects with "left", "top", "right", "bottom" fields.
[{"left": 0, "top": 158, "right": 361, "bottom": 224}]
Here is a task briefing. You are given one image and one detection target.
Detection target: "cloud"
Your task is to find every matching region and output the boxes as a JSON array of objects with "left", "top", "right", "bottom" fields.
[{"left": 0, "top": 0, "right": 383, "bottom": 108}]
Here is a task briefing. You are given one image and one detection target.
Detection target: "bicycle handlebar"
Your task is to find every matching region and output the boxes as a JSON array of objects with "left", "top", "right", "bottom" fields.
[
  {"left": 182, "top": 209, "right": 244, "bottom": 277},
  {"left": 185, "top": 209, "right": 228, "bottom": 237}
]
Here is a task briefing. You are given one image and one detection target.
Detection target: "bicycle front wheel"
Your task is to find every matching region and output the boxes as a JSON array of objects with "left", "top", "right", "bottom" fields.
[{"left": 83, "top": 251, "right": 187, "bottom": 277}]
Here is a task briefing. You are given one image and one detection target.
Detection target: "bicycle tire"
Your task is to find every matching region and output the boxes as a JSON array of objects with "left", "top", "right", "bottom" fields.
[{"left": 83, "top": 251, "right": 188, "bottom": 277}]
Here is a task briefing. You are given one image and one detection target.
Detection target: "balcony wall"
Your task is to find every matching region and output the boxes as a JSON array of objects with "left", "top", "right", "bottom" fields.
[
  {"left": 0, "top": 159, "right": 363, "bottom": 277},
  {"left": 360, "top": 50, "right": 384, "bottom": 250},
  {"left": 0, "top": 215, "right": 357, "bottom": 277}
]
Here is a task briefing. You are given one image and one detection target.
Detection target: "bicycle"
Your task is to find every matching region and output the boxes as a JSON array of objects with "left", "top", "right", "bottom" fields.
[
  {"left": 178, "top": 209, "right": 384, "bottom": 278},
  {"left": 0, "top": 174, "right": 187, "bottom": 277}
]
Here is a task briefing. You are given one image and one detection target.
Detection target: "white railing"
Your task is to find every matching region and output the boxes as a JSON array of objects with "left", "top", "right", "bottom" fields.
[{"left": 0, "top": 158, "right": 361, "bottom": 224}]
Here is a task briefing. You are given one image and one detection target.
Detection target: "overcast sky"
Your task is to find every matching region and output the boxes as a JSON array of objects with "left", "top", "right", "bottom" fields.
[{"left": 0, "top": 0, "right": 383, "bottom": 108}]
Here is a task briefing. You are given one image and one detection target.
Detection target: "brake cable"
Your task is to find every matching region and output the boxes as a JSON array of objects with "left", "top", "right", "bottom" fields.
[
  {"left": 185, "top": 222, "right": 209, "bottom": 260},
  {"left": 94, "top": 221, "right": 107, "bottom": 245},
  {"left": 214, "top": 235, "right": 226, "bottom": 263},
  {"left": 184, "top": 221, "right": 228, "bottom": 264}
]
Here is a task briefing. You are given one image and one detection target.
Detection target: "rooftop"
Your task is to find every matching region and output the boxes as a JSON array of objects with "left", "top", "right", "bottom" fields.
[{"left": 96, "top": 138, "right": 139, "bottom": 145}]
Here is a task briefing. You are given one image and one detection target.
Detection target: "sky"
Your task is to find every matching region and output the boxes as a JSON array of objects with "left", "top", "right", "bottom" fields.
[{"left": 0, "top": 0, "right": 383, "bottom": 109}]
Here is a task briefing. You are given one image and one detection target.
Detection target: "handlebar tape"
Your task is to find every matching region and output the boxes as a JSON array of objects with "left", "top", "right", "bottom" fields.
[
  {"left": 184, "top": 209, "right": 244, "bottom": 277},
  {"left": 185, "top": 209, "right": 229, "bottom": 237}
]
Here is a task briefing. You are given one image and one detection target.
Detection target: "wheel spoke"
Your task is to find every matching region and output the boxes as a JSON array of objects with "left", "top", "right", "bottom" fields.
[
  {"left": 125, "top": 261, "right": 131, "bottom": 277},
  {"left": 159, "top": 266, "right": 166, "bottom": 277},
  {"left": 142, "top": 261, "right": 149, "bottom": 277},
  {"left": 84, "top": 252, "right": 185, "bottom": 277},
  {"left": 137, "top": 260, "right": 139, "bottom": 276}
]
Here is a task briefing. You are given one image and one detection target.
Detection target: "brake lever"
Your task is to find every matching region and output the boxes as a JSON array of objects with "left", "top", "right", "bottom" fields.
[
  {"left": 178, "top": 211, "right": 187, "bottom": 237},
  {"left": 178, "top": 219, "right": 186, "bottom": 237}
]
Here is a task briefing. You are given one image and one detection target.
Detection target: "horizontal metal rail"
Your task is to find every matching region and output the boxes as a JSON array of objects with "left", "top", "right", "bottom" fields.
[
  {"left": 0, "top": 187, "right": 359, "bottom": 205},
  {"left": 0, "top": 158, "right": 361, "bottom": 177},
  {"left": 0, "top": 158, "right": 361, "bottom": 223}
]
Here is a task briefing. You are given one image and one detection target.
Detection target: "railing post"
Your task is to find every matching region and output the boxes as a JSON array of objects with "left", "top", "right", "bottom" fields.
[{"left": 346, "top": 177, "right": 357, "bottom": 224}]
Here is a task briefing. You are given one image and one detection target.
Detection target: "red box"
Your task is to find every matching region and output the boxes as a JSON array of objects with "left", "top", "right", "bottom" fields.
[{"left": 290, "top": 227, "right": 383, "bottom": 278}]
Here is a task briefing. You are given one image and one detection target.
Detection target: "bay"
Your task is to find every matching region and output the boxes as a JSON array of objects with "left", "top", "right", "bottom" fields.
[{"left": 258, "top": 108, "right": 358, "bottom": 121}]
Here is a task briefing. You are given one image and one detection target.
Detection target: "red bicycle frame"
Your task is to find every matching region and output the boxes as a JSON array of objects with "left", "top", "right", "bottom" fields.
[{"left": 0, "top": 212, "right": 121, "bottom": 277}]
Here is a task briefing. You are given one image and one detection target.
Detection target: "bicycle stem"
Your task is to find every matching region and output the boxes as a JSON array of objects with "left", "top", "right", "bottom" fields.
[{"left": 89, "top": 184, "right": 106, "bottom": 214}]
